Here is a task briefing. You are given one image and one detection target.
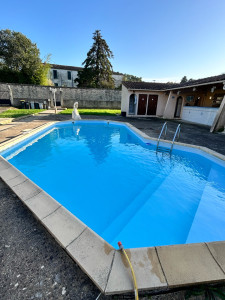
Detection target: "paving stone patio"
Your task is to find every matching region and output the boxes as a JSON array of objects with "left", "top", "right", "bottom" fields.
[{"left": 1, "top": 112, "right": 224, "bottom": 154}]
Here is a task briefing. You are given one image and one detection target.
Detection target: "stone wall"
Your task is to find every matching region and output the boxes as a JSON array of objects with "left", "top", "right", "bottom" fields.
[
  {"left": 0, "top": 83, "right": 121, "bottom": 109},
  {"left": 62, "top": 88, "right": 121, "bottom": 108}
]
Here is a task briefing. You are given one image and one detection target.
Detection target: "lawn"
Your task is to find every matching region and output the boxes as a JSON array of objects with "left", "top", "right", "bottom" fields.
[
  {"left": 60, "top": 108, "right": 121, "bottom": 116},
  {"left": 0, "top": 109, "right": 45, "bottom": 118}
]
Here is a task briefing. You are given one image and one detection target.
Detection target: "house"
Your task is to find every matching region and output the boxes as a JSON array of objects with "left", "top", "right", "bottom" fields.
[
  {"left": 49, "top": 64, "right": 123, "bottom": 88},
  {"left": 121, "top": 74, "right": 225, "bottom": 132}
]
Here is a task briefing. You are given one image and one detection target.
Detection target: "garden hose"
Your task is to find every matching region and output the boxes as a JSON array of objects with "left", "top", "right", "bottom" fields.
[{"left": 118, "top": 241, "right": 139, "bottom": 300}]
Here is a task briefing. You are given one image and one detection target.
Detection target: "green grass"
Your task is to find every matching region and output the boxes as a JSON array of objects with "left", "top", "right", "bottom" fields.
[
  {"left": 0, "top": 109, "right": 45, "bottom": 118},
  {"left": 60, "top": 109, "right": 121, "bottom": 116}
]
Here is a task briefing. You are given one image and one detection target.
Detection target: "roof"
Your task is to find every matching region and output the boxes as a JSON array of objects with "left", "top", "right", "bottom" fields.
[
  {"left": 123, "top": 74, "right": 225, "bottom": 91},
  {"left": 122, "top": 81, "right": 178, "bottom": 90},
  {"left": 177, "top": 73, "right": 225, "bottom": 89},
  {"left": 50, "top": 64, "right": 123, "bottom": 76},
  {"left": 51, "top": 64, "right": 83, "bottom": 71}
]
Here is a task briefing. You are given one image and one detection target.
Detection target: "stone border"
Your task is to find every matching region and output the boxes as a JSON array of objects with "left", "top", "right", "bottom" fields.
[
  {"left": 0, "top": 122, "right": 56, "bottom": 152},
  {"left": 0, "top": 120, "right": 225, "bottom": 295}
]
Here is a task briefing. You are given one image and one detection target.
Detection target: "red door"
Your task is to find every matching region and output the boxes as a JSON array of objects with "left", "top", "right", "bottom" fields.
[
  {"left": 137, "top": 94, "right": 147, "bottom": 115},
  {"left": 147, "top": 95, "right": 158, "bottom": 115}
]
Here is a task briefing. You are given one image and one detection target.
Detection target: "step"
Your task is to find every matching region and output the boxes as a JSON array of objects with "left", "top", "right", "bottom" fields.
[
  {"left": 156, "top": 146, "right": 171, "bottom": 153},
  {"left": 101, "top": 172, "right": 169, "bottom": 243},
  {"left": 110, "top": 167, "right": 205, "bottom": 248}
]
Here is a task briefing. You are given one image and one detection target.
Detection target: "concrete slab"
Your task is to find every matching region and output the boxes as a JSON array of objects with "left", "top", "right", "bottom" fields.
[
  {"left": 24, "top": 191, "right": 61, "bottom": 220},
  {"left": 66, "top": 227, "right": 115, "bottom": 292},
  {"left": 0, "top": 122, "right": 56, "bottom": 153},
  {"left": 6, "top": 173, "right": 27, "bottom": 187},
  {"left": 207, "top": 241, "right": 225, "bottom": 274},
  {"left": 105, "top": 247, "right": 167, "bottom": 295},
  {"left": 0, "top": 158, "right": 11, "bottom": 171},
  {"left": 157, "top": 243, "right": 225, "bottom": 287},
  {"left": 0, "top": 165, "right": 22, "bottom": 181},
  {"left": 0, "top": 118, "right": 13, "bottom": 125},
  {"left": 42, "top": 206, "right": 86, "bottom": 248},
  {"left": 11, "top": 179, "right": 41, "bottom": 201}
]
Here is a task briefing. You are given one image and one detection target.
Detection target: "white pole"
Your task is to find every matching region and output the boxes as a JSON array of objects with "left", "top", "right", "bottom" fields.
[
  {"left": 50, "top": 87, "right": 57, "bottom": 114},
  {"left": 53, "top": 89, "right": 57, "bottom": 114}
]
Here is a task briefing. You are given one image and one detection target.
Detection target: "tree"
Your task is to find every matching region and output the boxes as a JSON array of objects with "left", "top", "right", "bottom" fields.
[
  {"left": 180, "top": 76, "right": 195, "bottom": 83},
  {"left": 123, "top": 74, "right": 142, "bottom": 82},
  {"left": 0, "top": 29, "right": 50, "bottom": 85},
  {"left": 180, "top": 76, "right": 188, "bottom": 83},
  {"left": 75, "top": 30, "right": 115, "bottom": 89}
]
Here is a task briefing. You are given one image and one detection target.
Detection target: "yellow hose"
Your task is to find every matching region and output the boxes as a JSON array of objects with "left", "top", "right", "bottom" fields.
[{"left": 118, "top": 242, "right": 139, "bottom": 300}]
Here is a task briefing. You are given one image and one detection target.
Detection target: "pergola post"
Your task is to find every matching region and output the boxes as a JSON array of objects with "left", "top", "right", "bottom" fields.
[{"left": 210, "top": 95, "right": 225, "bottom": 132}]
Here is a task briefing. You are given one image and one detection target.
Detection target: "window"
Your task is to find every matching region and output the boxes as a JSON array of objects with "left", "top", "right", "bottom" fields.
[
  {"left": 54, "top": 83, "right": 58, "bottom": 87},
  {"left": 53, "top": 70, "right": 58, "bottom": 79},
  {"left": 186, "top": 96, "right": 194, "bottom": 102},
  {"left": 68, "top": 71, "right": 71, "bottom": 80},
  {"left": 185, "top": 95, "right": 194, "bottom": 106}
]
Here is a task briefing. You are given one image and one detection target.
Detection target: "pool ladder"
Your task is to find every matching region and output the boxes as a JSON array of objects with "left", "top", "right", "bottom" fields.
[{"left": 156, "top": 122, "right": 181, "bottom": 154}]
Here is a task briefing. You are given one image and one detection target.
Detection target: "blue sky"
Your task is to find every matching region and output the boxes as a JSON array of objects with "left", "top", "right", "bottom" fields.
[{"left": 1, "top": 0, "right": 225, "bottom": 82}]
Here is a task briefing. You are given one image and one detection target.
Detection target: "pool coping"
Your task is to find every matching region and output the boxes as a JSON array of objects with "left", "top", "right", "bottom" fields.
[{"left": 0, "top": 119, "right": 225, "bottom": 295}]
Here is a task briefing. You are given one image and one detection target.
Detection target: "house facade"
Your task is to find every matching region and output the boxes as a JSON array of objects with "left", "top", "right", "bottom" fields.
[
  {"left": 49, "top": 64, "right": 123, "bottom": 88},
  {"left": 121, "top": 74, "right": 225, "bottom": 132}
]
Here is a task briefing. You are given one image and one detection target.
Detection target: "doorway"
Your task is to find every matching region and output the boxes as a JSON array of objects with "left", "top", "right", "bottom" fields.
[
  {"left": 137, "top": 94, "right": 147, "bottom": 115},
  {"left": 129, "top": 94, "right": 137, "bottom": 114},
  {"left": 174, "top": 96, "right": 183, "bottom": 118},
  {"left": 147, "top": 95, "right": 158, "bottom": 115}
]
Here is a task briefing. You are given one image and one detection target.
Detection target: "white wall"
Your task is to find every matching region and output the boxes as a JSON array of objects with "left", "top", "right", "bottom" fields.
[
  {"left": 163, "top": 92, "right": 180, "bottom": 119},
  {"left": 156, "top": 93, "right": 169, "bottom": 116},
  {"left": 121, "top": 84, "right": 130, "bottom": 112},
  {"left": 50, "top": 69, "right": 78, "bottom": 87},
  {"left": 121, "top": 86, "right": 168, "bottom": 117},
  {"left": 50, "top": 68, "right": 123, "bottom": 88},
  {"left": 182, "top": 107, "right": 219, "bottom": 126}
]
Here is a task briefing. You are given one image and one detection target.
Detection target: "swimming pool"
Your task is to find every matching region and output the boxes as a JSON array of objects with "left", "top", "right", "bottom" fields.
[{"left": 1, "top": 120, "right": 225, "bottom": 249}]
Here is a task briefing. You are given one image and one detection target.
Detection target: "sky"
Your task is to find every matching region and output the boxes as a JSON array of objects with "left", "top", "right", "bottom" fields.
[{"left": 1, "top": 0, "right": 225, "bottom": 83}]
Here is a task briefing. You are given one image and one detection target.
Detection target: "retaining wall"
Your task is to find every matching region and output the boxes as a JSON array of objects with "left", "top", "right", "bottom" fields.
[{"left": 0, "top": 82, "right": 121, "bottom": 109}]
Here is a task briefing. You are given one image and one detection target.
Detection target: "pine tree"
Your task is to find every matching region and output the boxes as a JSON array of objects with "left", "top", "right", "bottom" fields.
[{"left": 76, "top": 30, "right": 115, "bottom": 89}]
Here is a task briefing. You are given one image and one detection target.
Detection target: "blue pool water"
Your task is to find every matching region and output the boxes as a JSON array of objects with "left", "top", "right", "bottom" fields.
[{"left": 1, "top": 121, "right": 225, "bottom": 248}]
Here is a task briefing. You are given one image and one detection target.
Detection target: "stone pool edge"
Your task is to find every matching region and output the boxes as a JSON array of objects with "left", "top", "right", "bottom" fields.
[{"left": 0, "top": 120, "right": 225, "bottom": 295}]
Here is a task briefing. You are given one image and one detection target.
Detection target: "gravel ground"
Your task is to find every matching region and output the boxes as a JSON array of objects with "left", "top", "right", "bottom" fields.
[
  {"left": 0, "top": 179, "right": 103, "bottom": 300},
  {"left": 0, "top": 178, "right": 195, "bottom": 300}
]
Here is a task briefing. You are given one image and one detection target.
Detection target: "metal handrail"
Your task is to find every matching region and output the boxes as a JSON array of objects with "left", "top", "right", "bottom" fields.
[
  {"left": 170, "top": 124, "right": 181, "bottom": 152},
  {"left": 156, "top": 122, "right": 167, "bottom": 149}
]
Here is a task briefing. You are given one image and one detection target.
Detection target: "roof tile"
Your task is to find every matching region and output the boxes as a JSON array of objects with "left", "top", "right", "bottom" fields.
[{"left": 123, "top": 74, "right": 225, "bottom": 91}]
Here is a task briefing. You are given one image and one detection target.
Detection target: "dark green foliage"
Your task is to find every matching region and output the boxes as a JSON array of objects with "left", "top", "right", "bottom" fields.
[
  {"left": 75, "top": 30, "right": 115, "bottom": 89},
  {"left": 0, "top": 29, "right": 50, "bottom": 85},
  {"left": 180, "top": 76, "right": 188, "bottom": 83},
  {"left": 180, "top": 76, "right": 194, "bottom": 83},
  {"left": 123, "top": 74, "right": 142, "bottom": 82}
]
